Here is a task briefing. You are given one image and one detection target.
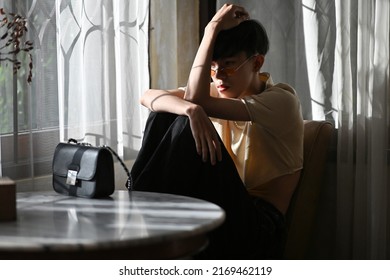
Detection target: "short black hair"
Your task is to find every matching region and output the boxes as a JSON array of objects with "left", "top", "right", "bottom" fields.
[{"left": 212, "top": 19, "right": 269, "bottom": 61}]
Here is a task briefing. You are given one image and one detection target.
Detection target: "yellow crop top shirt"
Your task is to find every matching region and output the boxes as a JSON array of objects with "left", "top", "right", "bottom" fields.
[{"left": 211, "top": 73, "right": 304, "bottom": 197}]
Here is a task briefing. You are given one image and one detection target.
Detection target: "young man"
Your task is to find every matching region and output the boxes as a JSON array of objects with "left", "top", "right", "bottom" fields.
[{"left": 130, "top": 4, "right": 303, "bottom": 259}]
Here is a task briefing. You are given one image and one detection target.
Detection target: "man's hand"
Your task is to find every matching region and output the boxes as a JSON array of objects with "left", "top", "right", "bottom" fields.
[
  {"left": 208, "top": 3, "right": 250, "bottom": 32},
  {"left": 186, "top": 105, "right": 222, "bottom": 165}
]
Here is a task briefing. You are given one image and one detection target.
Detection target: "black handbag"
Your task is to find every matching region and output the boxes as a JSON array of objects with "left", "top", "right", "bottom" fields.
[{"left": 52, "top": 139, "right": 132, "bottom": 198}]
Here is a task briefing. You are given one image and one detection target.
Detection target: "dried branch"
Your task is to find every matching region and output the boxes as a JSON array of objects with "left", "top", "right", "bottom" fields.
[{"left": 0, "top": 8, "right": 34, "bottom": 83}]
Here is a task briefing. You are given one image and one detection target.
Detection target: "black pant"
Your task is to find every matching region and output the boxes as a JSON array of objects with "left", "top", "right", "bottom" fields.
[{"left": 130, "top": 112, "right": 286, "bottom": 259}]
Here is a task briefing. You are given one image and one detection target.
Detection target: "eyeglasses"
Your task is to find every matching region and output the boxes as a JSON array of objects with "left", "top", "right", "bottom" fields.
[{"left": 210, "top": 55, "right": 257, "bottom": 77}]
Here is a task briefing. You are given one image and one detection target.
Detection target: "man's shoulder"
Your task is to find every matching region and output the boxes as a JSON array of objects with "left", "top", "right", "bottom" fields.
[
  {"left": 272, "top": 83, "right": 296, "bottom": 95},
  {"left": 260, "top": 73, "right": 297, "bottom": 96}
]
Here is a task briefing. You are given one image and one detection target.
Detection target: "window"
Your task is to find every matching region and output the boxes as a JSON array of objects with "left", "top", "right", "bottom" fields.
[{"left": 0, "top": 0, "right": 150, "bottom": 191}]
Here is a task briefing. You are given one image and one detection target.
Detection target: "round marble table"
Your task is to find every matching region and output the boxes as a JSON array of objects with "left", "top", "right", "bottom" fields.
[{"left": 0, "top": 191, "right": 225, "bottom": 259}]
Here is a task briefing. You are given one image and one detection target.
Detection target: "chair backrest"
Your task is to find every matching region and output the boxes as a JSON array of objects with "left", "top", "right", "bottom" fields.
[{"left": 284, "top": 120, "right": 333, "bottom": 259}]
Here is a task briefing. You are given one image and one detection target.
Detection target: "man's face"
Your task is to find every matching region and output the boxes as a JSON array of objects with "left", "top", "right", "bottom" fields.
[{"left": 211, "top": 51, "right": 257, "bottom": 99}]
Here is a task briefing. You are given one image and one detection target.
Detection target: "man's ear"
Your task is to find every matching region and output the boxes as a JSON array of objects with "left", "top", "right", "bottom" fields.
[{"left": 254, "top": 55, "right": 265, "bottom": 71}]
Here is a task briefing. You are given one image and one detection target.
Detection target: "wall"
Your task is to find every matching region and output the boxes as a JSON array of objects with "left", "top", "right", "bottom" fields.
[{"left": 149, "top": 0, "right": 199, "bottom": 89}]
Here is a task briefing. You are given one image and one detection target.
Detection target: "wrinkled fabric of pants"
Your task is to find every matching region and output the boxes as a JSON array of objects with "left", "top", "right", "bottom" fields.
[{"left": 130, "top": 112, "right": 286, "bottom": 259}]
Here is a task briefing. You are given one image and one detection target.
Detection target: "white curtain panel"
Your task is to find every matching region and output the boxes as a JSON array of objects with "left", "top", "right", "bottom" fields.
[
  {"left": 56, "top": 0, "right": 150, "bottom": 154},
  {"left": 217, "top": 0, "right": 390, "bottom": 259},
  {"left": 335, "top": 0, "right": 390, "bottom": 260}
]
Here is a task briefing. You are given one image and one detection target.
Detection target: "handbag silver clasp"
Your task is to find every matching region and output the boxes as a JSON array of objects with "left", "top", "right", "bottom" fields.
[{"left": 66, "top": 169, "right": 78, "bottom": 185}]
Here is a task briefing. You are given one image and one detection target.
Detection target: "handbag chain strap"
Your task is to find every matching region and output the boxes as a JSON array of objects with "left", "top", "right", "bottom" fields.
[
  {"left": 103, "top": 145, "right": 133, "bottom": 191},
  {"left": 67, "top": 138, "right": 133, "bottom": 191}
]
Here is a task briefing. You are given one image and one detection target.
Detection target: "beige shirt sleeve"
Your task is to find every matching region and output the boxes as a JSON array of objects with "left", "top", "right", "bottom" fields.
[{"left": 242, "top": 83, "right": 302, "bottom": 137}]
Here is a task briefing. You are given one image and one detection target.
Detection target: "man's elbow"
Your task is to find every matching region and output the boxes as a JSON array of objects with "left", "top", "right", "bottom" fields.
[
  {"left": 183, "top": 90, "right": 194, "bottom": 103},
  {"left": 184, "top": 90, "right": 207, "bottom": 105},
  {"left": 139, "top": 89, "right": 151, "bottom": 107}
]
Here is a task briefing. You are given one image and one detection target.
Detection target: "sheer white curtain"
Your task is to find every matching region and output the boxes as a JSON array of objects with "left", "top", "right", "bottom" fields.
[
  {"left": 218, "top": 0, "right": 390, "bottom": 259},
  {"left": 56, "top": 0, "right": 149, "bottom": 153},
  {"left": 0, "top": 0, "right": 149, "bottom": 190},
  {"left": 335, "top": 0, "right": 389, "bottom": 260}
]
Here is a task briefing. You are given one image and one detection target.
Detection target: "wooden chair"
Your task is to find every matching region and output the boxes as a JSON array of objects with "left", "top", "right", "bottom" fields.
[{"left": 284, "top": 120, "right": 334, "bottom": 259}]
